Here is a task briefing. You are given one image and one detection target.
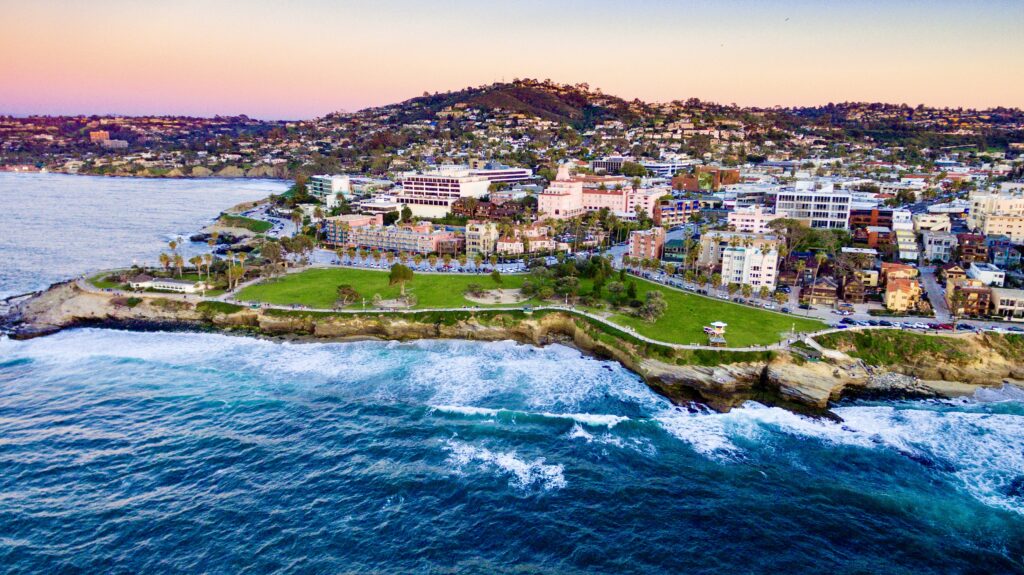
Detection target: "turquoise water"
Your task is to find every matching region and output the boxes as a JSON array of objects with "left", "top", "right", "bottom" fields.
[{"left": 1, "top": 329, "right": 1022, "bottom": 574}]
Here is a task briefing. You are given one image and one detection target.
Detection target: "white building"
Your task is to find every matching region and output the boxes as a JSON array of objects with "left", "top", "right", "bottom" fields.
[
  {"left": 921, "top": 231, "right": 958, "bottom": 263},
  {"left": 968, "top": 262, "right": 1006, "bottom": 287},
  {"left": 728, "top": 205, "right": 782, "bottom": 234},
  {"left": 394, "top": 169, "right": 491, "bottom": 218},
  {"left": 308, "top": 175, "right": 352, "bottom": 208},
  {"left": 891, "top": 209, "right": 914, "bottom": 231},
  {"left": 698, "top": 231, "right": 780, "bottom": 290},
  {"left": 774, "top": 180, "right": 852, "bottom": 229}
]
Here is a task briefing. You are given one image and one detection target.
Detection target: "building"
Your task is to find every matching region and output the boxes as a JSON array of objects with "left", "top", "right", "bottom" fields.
[
  {"left": 856, "top": 226, "right": 893, "bottom": 249},
  {"left": 537, "top": 165, "right": 586, "bottom": 220},
  {"left": 967, "top": 262, "right": 1006, "bottom": 287},
  {"left": 628, "top": 227, "right": 666, "bottom": 261},
  {"left": 321, "top": 214, "right": 385, "bottom": 246},
  {"left": 841, "top": 278, "right": 867, "bottom": 304},
  {"left": 802, "top": 277, "right": 839, "bottom": 306},
  {"left": 967, "top": 189, "right": 1024, "bottom": 241},
  {"left": 727, "top": 205, "right": 782, "bottom": 234},
  {"left": 590, "top": 157, "right": 627, "bottom": 174},
  {"left": 394, "top": 169, "right": 491, "bottom": 218},
  {"left": 308, "top": 175, "right": 352, "bottom": 207},
  {"left": 987, "top": 236, "right": 1022, "bottom": 268},
  {"left": 89, "top": 130, "right": 110, "bottom": 143},
  {"left": 990, "top": 287, "right": 1024, "bottom": 320},
  {"left": 884, "top": 278, "right": 922, "bottom": 313},
  {"left": 956, "top": 233, "right": 989, "bottom": 264},
  {"left": 468, "top": 164, "right": 533, "bottom": 184},
  {"left": 774, "top": 181, "right": 852, "bottom": 229},
  {"left": 323, "top": 214, "right": 456, "bottom": 254},
  {"left": 465, "top": 221, "right": 499, "bottom": 257},
  {"left": 451, "top": 198, "right": 522, "bottom": 220},
  {"left": 698, "top": 231, "right": 780, "bottom": 289},
  {"left": 671, "top": 166, "right": 740, "bottom": 192},
  {"left": 880, "top": 261, "right": 919, "bottom": 284},
  {"left": 947, "top": 278, "right": 992, "bottom": 318},
  {"left": 894, "top": 229, "right": 919, "bottom": 261},
  {"left": 129, "top": 275, "right": 207, "bottom": 294},
  {"left": 101, "top": 139, "right": 128, "bottom": 149},
  {"left": 913, "top": 213, "right": 952, "bottom": 233},
  {"left": 640, "top": 159, "right": 694, "bottom": 178},
  {"left": 849, "top": 208, "right": 893, "bottom": 231},
  {"left": 653, "top": 198, "right": 700, "bottom": 227},
  {"left": 922, "top": 231, "right": 958, "bottom": 263}
]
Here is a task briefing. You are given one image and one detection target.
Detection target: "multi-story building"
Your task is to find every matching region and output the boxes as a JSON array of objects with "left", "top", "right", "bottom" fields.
[
  {"left": 913, "top": 213, "right": 952, "bottom": 233},
  {"left": 394, "top": 169, "right": 491, "bottom": 218},
  {"left": 308, "top": 174, "right": 352, "bottom": 207},
  {"left": 321, "top": 214, "right": 384, "bottom": 246},
  {"left": 538, "top": 165, "right": 586, "bottom": 220},
  {"left": 947, "top": 278, "right": 992, "bottom": 318},
  {"left": 653, "top": 198, "right": 701, "bottom": 227},
  {"left": 465, "top": 221, "right": 499, "bottom": 257},
  {"left": 895, "top": 229, "right": 919, "bottom": 261},
  {"left": 628, "top": 227, "right": 666, "bottom": 261},
  {"left": 922, "top": 231, "right": 958, "bottom": 263},
  {"left": 987, "top": 236, "right": 1022, "bottom": 268},
  {"left": 774, "top": 181, "right": 852, "bottom": 229},
  {"left": 323, "top": 215, "right": 458, "bottom": 254},
  {"left": 698, "top": 231, "right": 780, "bottom": 289},
  {"left": 89, "top": 130, "right": 110, "bottom": 143},
  {"left": 727, "top": 205, "right": 782, "bottom": 234},
  {"left": 468, "top": 164, "right": 533, "bottom": 184},
  {"left": 884, "top": 278, "right": 922, "bottom": 313},
  {"left": 956, "top": 233, "right": 989, "bottom": 264},
  {"left": 672, "top": 166, "right": 740, "bottom": 192},
  {"left": 990, "top": 287, "right": 1024, "bottom": 320},
  {"left": 967, "top": 189, "right": 1024, "bottom": 241},
  {"left": 968, "top": 262, "right": 1006, "bottom": 287},
  {"left": 540, "top": 164, "right": 668, "bottom": 221}
]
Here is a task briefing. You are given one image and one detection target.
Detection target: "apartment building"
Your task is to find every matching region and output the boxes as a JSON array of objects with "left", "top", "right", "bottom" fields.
[
  {"left": 321, "top": 214, "right": 384, "bottom": 246},
  {"left": 394, "top": 169, "right": 491, "bottom": 218},
  {"left": 990, "top": 287, "right": 1024, "bottom": 320},
  {"left": 628, "top": 227, "right": 666, "bottom": 261},
  {"left": 967, "top": 189, "right": 1024, "bottom": 241},
  {"left": 465, "top": 221, "right": 499, "bottom": 257},
  {"left": 698, "top": 231, "right": 780, "bottom": 289},
  {"left": 921, "top": 231, "right": 958, "bottom": 263},
  {"left": 895, "top": 229, "right": 919, "bottom": 261},
  {"left": 727, "top": 205, "right": 782, "bottom": 234},
  {"left": 913, "top": 213, "right": 952, "bottom": 233},
  {"left": 884, "top": 278, "right": 922, "bottom": 313},
  {"left": 323, "top": 215, "right": 457, "bottom": 254},
  {"left": 653, "top": 198, "right": 701, "bottom": 227},
  {"left": 774, "top": 181, "right": 852, "bottom": 229}
]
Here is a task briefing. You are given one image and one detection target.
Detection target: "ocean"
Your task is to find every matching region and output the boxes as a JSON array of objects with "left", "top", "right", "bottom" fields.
[
  {"left": 0, "top": 175, "right": 1022, "bottom": 573},
  {"left": 0, "top": 172, "right": 286, "bottom": 298}
]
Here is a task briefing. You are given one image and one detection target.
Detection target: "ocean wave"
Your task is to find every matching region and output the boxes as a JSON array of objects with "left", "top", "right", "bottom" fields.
[
  {"left": 430, "top": 405, "right": 629, "bottom": 428},
  {"left": 444, "top": 439, "right": 566, "bottom": 492}
]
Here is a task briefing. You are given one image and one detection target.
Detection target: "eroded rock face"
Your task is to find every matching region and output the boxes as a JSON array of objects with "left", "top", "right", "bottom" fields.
[{"left": 6, "top": 283, "right": 1020, "bottom": 414}]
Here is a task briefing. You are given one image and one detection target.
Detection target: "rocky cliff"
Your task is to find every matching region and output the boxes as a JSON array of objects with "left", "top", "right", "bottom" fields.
[{"left": 5, "top": 283, "right": 1020, "bottom": 416}]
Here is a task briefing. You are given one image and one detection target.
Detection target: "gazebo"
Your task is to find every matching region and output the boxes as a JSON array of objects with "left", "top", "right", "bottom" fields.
[{"left": 704, "top": 321, "right": 727, "bottom": 346}]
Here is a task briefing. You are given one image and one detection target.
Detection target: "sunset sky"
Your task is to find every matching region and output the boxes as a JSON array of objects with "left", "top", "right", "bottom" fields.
[{"left": 2, "top": 0, "right": 1022, "bottom": 119}]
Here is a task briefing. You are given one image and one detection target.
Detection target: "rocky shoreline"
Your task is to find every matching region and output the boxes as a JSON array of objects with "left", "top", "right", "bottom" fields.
[{"left": 4, "top": 281, "right": 1022, "bottom": 418}]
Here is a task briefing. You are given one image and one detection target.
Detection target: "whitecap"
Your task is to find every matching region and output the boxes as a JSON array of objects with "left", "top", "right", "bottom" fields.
[{"left": 444, "top": 439, "right": 566, "bottom": 491}]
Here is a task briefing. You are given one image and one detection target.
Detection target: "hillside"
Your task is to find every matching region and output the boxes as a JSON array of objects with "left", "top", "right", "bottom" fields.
[{"left": 374, "top": 79, "right": 644, "bottom": 129}]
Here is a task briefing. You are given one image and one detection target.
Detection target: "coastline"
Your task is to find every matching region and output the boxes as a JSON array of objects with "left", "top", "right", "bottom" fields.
[{"left": 6, "top": 280, "right": 1021, "bottom": 418}]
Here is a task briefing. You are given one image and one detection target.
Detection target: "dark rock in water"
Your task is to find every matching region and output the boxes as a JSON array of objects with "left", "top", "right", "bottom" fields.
[
  {"left": 213, "top": 244, "right": 255, "bottom": 255},
  {"left": 191, "top": 232, "right": 243, "bottom": 245},
  {"left": 1006, "top": 476, "right": 1024, "bottom": 498}
]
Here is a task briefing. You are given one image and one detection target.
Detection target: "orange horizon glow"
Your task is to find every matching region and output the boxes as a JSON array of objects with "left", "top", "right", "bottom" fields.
[{"left": 2, "top": 0, "right": 1022, "bottom": 119}]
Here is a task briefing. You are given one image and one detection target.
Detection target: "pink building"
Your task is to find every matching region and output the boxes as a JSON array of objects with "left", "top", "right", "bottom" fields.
[{"left": 728, "top": 205, "right": 783, "bottom": 234}]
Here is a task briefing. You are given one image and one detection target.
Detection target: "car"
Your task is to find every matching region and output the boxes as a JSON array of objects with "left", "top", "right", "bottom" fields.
[
  {"left": 1009, "top": 326, "right": 1024, "bottom": 333},
  {"left": 937, "top": 323, "right": 954, "bottom": 330},
  {"left": 781, "top": 307, "right": 792, "bottom": 314},
  {"left": 717, "top": 293, "right": 729, "bottom": 300},
  {"left": 878, "top": 320, "right": 893, "bottom": 327},
  {"left": 763, "top": 303, "right": 776, "bottom": 310},
  {"left": 868, "top": 320, "right": 880, "bottom": 326},
  {"left": 840, "top": 318, "right": 856, "bottom": 325},
  {"left": 799, "top": 303, "right": 813, "bottom": 310},
  {"left": 956, "top": 323, "right": 974, "bottom": 331},
  {"left": 833, "top": 323, "right": 848, "bottom": 329},
  {"left": 927, "top": 323, "right": 940, "bottom": 330}
]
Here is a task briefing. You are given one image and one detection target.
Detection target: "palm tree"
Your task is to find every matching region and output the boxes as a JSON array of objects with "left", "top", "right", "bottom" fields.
[
  {"left": 291, "top": 209, "right": 303, "bottom": 237},
  {"left": 442, "top": 254, "right": 452, "bottom": 268},
  {"left": 159, "top": 252, "right": 171, "bottom": 274},
  {"left": 811, "top": 251, "right": 828, "bottom": 292},
  {"left": 711, "top": 273, "right": 722, "bottom": 292},
  {"left": 414, "top": 254, "right": 424, "bottom": 267},
  {"left": 742, "top": 284, "right": 754, "bottom": 298},
  {"left": 457, "top": 254, "right": 467, "bottom": 267},
  {"left": 203, "top": 253, "right": 213, "bottom": 283},
  {"left": 173, "top": 253, "right": 184, "bottom": 277},
  {"left": 489, "top": 255, "right": 498, "bottom": 267},
  {"left": 474, "top": 253, "right": 484, "bottom": 269},
  {"left": 385, "top": 251, "right": 396, "bottom": 266},
  {"left": 399, "top": 251, "right": 410, "bottom": 265},
  {"left": 428, "top": 254, "right": 438, "bottom": 269}
]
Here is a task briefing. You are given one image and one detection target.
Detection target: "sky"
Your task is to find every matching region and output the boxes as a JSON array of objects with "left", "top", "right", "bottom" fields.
[{"left": 1, "top": 0, "right": 1022, "bottom": 119}]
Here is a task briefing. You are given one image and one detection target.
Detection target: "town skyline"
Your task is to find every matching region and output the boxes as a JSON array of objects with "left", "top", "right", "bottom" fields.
[{"left": 2, "top": 0, "right": 1022, "bottom": 119}]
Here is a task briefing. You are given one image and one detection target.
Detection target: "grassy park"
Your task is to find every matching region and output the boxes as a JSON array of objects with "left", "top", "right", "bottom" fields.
[
  {"left": 610, "top": 276, "right": 825, "bottom": 347},
  {"left": 237, "top": 267, "right": 534, "bottom": 309},
  {"left": 236, "top": 267, "right": 826, "bottom": 347},
  {"left": 217, "top": 214, "right": 273, "bottom": 233}
]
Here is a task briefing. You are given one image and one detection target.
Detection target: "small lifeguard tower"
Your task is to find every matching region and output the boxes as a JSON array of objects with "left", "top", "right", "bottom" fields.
[{"left": 704, "top": 321, "right": 727, "bottom": 346}]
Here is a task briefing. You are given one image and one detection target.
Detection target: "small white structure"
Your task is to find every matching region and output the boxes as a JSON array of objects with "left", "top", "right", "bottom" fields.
[{"left": 130, "top": 275, "right": 207, "bottom": 294}]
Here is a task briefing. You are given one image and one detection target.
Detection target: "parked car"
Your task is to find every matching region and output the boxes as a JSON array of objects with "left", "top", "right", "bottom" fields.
[
  {"left": 878, "top": 320, "right": 893, "bottom": 326},
  {"left": 763, "top": 303, "right": 776, "bottom": 310},
  {"left": 840, "top": 318, "right": 856, "bottom": 325},
  {"left": 781, "top": 307, "right": 792, "bottom": 314},
  {"left": 799, "top": 303, "right": 813, "bottom": 310}
]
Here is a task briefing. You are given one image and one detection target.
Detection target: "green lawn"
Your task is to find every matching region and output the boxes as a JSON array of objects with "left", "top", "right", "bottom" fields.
[
  {"left": 218, "top": 214, "right": 273, "bottom": 233},
  {"left": 89, "top": 271, "right": 124, "bottom": 289},
  {"left": 237, "top": 267, "right": 535, "bottom": 309},
  {"left": 236, "top": 267, "right": 825, "bottom": 347},
  {"left": 608, "top": 277, "right": 826, "bottom": 347}
]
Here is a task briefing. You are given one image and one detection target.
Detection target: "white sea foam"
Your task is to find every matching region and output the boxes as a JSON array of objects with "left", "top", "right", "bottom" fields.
[
  {"left": 444, "top": 439, "right": 566, "bottom": 491},
  {"left": 653, "top": 408, "right": 742, "bottom": 459},
  {"left": 971, "top": 384, "right": 1024, "bottom": 404},
  {"left": 430, "top": 404, "right": 628, "bottom": 428}
]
